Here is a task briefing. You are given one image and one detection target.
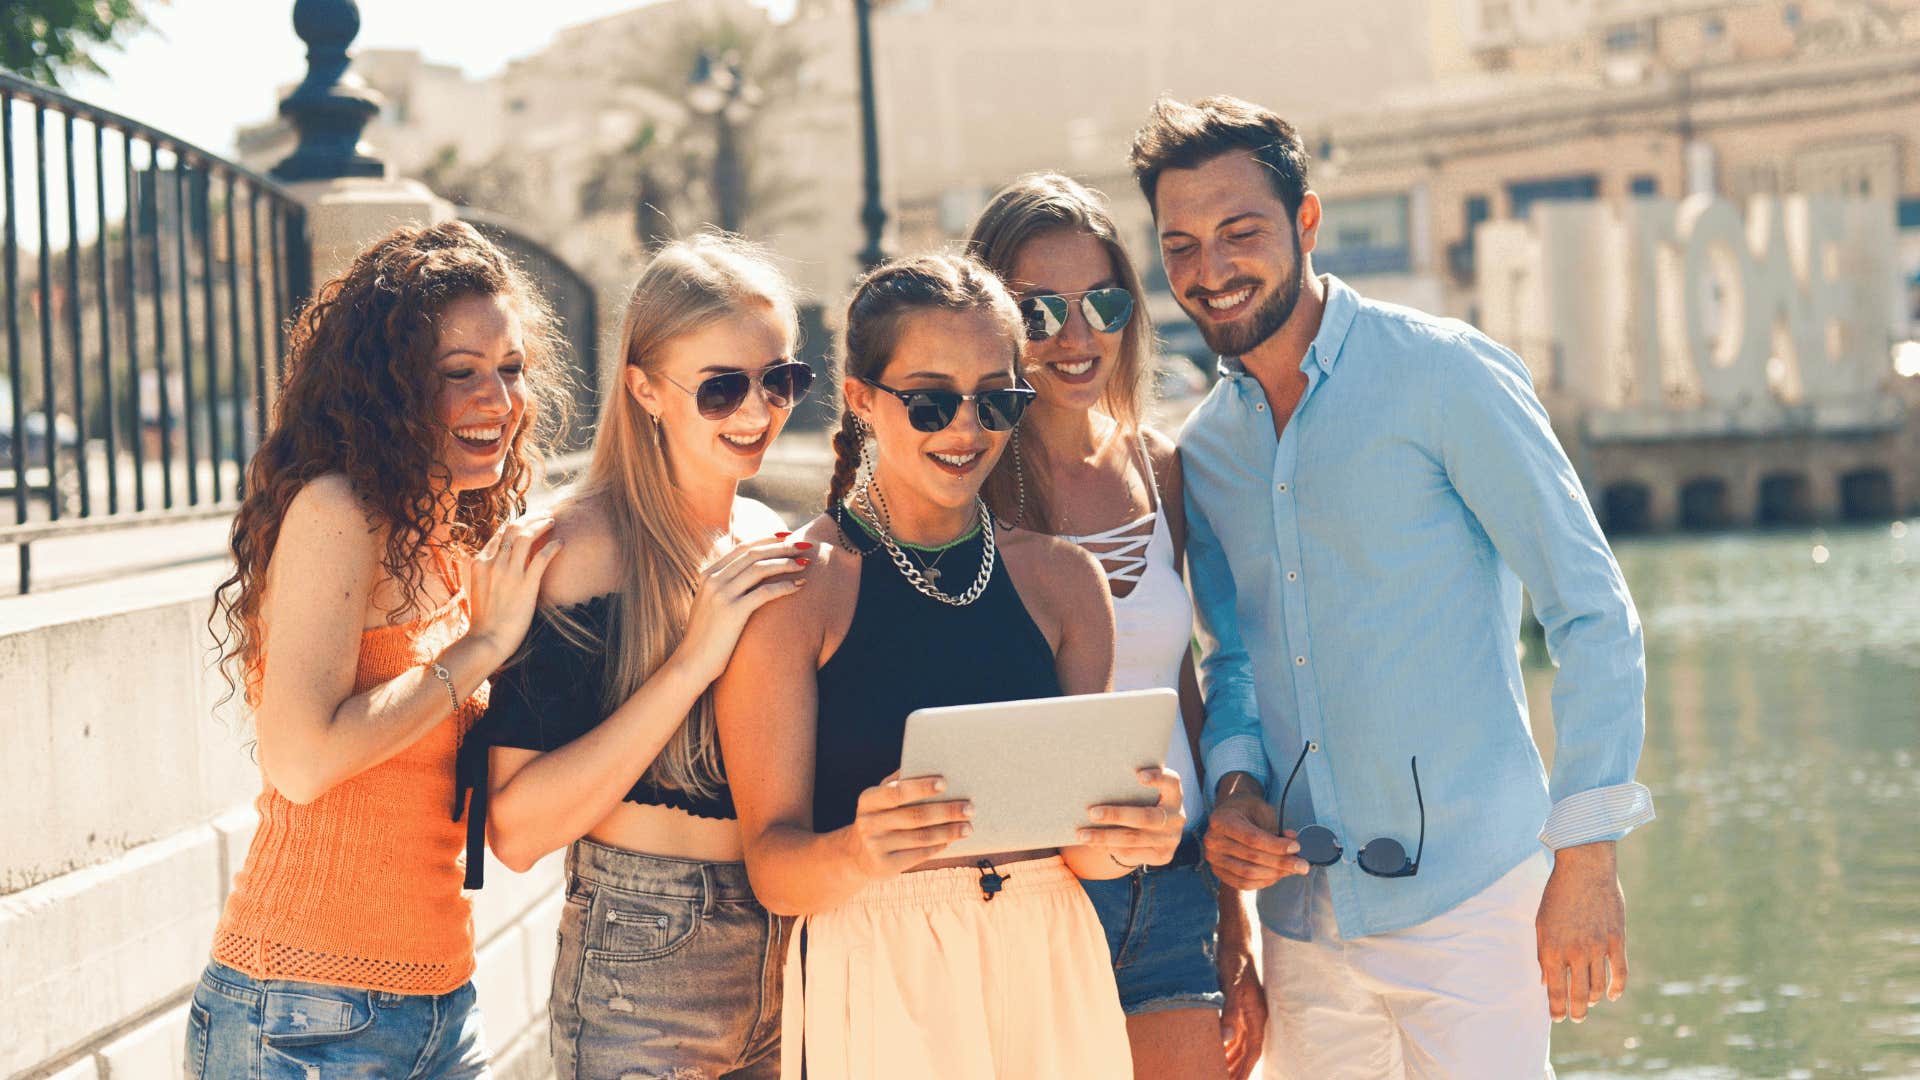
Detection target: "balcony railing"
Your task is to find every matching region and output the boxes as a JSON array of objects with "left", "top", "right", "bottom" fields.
[{"left": 0, "top": 71, "right": 310, "bottom": 592}]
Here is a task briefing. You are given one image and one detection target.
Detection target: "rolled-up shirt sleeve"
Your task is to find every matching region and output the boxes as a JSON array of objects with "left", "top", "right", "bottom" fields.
[
  {"left": 1183, "top": 464, "right": 1271, "bottom": 801},
  {"left": 1434, "top": 333, "right": 1654, "bottom": 848}
]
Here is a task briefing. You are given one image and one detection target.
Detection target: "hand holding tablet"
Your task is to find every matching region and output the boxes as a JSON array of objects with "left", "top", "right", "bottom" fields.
[{"left": 895, "top": 688, "right": 1184, "bottom": 861}]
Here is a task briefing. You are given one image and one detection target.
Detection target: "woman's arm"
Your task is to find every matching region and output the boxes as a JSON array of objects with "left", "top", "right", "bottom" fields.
[
  {"left": 253, "top": 476, "right": 557, "bottom": 804},
  {"left": 1011, "top": 534, "right": 1179, "bottom": 881},
  {"left": 715, "top": 535, "right": 972, "bottom": 916},
  {"left": 486, "top": 531, "right": 809, "bottom": 871},
  {"left": 1147, "top": 426, "right": 1209, "bottom": 771}
]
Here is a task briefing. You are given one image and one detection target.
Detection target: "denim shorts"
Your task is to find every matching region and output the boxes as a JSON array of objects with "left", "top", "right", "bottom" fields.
[
  {"left": 1081, "top": 835, "right": 1225, "bottom": 1015},
  {"left": 550, "top": 839, "right": 789, "bottom": 1080},
  {"left": 184, "top": 960, "right": 490, "bottom": 1080}
]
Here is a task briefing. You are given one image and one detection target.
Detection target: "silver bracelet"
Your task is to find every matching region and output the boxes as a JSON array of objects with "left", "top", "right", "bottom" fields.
[{"left": 428, "top": 662, "right": 461, "bottom": 712}]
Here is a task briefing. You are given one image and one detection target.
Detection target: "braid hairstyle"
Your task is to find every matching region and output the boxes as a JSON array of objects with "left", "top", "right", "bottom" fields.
[{"left": 826, "top": 252, "right": 1024, "bottom": 509}]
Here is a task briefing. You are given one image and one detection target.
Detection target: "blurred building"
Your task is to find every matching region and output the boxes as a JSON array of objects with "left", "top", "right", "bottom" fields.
[{"left": 235, "top": 0, "right": 866, "bottom": 310}]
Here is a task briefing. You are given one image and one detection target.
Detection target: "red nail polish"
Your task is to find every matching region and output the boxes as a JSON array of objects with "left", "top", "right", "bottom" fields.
[
  {"left": 796, "top": 557, "right": 811, "bottom": 566},
  {"left": 775, "top": 531, "right": 792, "bottom": 538},
  {"left": 794, "top": 541, "right": 813, "bottom": 550}
]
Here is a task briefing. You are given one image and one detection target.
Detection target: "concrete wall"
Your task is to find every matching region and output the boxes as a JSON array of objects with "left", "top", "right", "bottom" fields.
[{"left": 0, "top": 566, "right": 565, "bottom": 1080}]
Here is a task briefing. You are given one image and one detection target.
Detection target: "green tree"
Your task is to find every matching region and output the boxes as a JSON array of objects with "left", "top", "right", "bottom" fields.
[
  {"left": 578, "top": 7, "right": 813, "bottom": 249},
  {"left": 0, "top": 0, "right": 158, "bottom": 87}
]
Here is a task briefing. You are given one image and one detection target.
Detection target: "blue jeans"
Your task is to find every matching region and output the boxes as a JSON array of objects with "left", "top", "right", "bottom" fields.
[
  {"left": 549, "top": 840, "right": 787, "bottom": 1080},
  {"left": 1081, "top": 839, "right": 1226, "bottom": 1015},
  {"left": 184, "top": 961, "right": 490, "bottom": 1080}
]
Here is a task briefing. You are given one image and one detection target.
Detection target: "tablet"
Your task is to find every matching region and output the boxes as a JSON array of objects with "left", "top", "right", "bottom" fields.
[{"left": 895, "top": 687, "right": 1179, "bottom": 860}]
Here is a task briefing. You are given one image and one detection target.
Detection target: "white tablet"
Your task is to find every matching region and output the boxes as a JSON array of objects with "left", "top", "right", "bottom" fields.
[{"left": 895, "top": 687, "right": 1179, "bottom": 859}]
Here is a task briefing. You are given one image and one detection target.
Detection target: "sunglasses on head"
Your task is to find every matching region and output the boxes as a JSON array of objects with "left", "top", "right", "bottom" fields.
[
  {"left": 1018, "top": 287, "right": 1135, "bottom": 343},
  {"left": 662, "top": 360, "right": 814, "bottom": 421},
  {"left": 861, "top": 377, "right": 1036, "bottom": 433},
  {"left": 1279, "top": 742, "right": 1424, "bottom": 879}
]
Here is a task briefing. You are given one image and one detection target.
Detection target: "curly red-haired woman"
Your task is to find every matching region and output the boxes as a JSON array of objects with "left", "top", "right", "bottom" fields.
[{"left": 188, "top": 221, "right": 567, "bottom": 1079}]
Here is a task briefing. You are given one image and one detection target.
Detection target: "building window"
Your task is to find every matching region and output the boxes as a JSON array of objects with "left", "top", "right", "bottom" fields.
[
  {"left": 1784, "top": 4, "right": 1801, "bottom": 28},
  {"left": 1899, "top": 198, "right": 1920, "bottom": 231},
  {"left": 1630, "top": 175, "right": 1659, "bottom": 197},
  {"left": 1604, "top": 23, "right": 1649, "bottom": 52},
  {"left": 1704, "top": 15, "right": 1725, "bottom": 39},
  {"left": 1507, "top": 175, "right": 1600, "bottom": 219},
  {"left": 1314, "top": 194, "right": 1412, "bottom": 278}
]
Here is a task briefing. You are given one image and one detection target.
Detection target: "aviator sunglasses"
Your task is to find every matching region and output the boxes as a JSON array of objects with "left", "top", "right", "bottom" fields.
[
  {"left": 861, "top": 378, "right": 1036, "bottom": 433},
  {"left": 1279, "top": 742, "right": 1425, "bottom": 879},
  {"left": 661, "top": 360, "right": 815, "bottom": 421},
  {"left": 1018, "top": 287, "right": 1135, "bottom": 343}
]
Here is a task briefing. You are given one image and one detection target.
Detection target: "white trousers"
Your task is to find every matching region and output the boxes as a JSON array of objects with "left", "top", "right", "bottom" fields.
[{"left": 1263, "top": 852, "right": 1555, "bottom": 1080}]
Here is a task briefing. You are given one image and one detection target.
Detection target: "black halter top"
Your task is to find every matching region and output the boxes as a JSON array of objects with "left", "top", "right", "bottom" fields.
[{"left": 812, "top": 505, "right": 1063, "bottom": 833}]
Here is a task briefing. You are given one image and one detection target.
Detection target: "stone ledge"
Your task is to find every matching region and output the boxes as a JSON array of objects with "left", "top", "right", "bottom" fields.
[{"left": 0, "top": 828, "right": 221, "bottom": 1077}]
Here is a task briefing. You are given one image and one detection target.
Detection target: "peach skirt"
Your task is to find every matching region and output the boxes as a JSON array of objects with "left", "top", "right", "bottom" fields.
[{"left": 781, "top": 855, "right": 1133, "bottom": 1079}]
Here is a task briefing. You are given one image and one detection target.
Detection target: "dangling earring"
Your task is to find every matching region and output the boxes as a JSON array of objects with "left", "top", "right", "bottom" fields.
[
  {"left": 648, "top": 411, "right": 663, "bottom": 442},
  {"left": 1001, "top": 428, "right": 1029, "bottom": 530},
  {"left": 853, "top": 415, "right": 876, "bottom": 495}
]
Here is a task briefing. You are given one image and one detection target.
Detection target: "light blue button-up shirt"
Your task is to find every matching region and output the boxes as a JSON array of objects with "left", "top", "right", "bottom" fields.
[{"left": 1182, "top": 275, "right": 1653, "bottom": 941}]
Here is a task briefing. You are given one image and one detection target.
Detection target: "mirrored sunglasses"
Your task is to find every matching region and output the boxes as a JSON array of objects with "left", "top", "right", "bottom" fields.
[{"left": 1018, "top": 287, "right": 1135, "bottom": 343}]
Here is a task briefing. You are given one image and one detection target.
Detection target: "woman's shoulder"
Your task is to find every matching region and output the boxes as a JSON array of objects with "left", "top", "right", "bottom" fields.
[
  {"left": 539, "top": 498, "right": 623, "bottom": 607},
  {"left": 731, "top": 495, "right": 789, "bottom": 539},
  {"left": 278, "top": 473, "right": 380, "bottom": 565},
  {"left": 1000, "top": 526, "right": 1105, "bottom": 599}
]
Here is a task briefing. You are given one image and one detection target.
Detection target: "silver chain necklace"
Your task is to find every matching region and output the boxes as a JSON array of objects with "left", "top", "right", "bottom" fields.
[{"left": 851, "top": 480, "right": 997, "bottom": 607}]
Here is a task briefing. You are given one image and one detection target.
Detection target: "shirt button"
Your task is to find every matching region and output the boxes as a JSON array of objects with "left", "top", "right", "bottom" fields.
[
  {"left": 1308, "top": 741, "right": 1320, "bottom": 752},
  {"left": 1294, "top": 655, "right": 1307, "bottom": 666},
  {"left": 1276, "top": 482, "right": 1289, "bottom": 493},
  {"left": 1286, "top": 570, "right": 1299, "bottom": 582},
  {"left": 1256, "top": 403, "right": 1267, "bottom": 412}
]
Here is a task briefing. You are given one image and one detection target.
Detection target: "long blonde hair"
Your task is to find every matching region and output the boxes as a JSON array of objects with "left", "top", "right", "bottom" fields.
[
  {"left": 965, "top": 173, "right": 1157, "bottom": 533},
  {"left": 553, "top": 233, "right": 798, "bottom": 799}
]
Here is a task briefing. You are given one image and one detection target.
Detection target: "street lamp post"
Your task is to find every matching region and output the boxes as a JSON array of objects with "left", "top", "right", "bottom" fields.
[
  {"left": 854, "top": 0, "right": 887, "bottom": 270},
  {"left": 689, "top": 49, "right": 755, "bottom": 235}
]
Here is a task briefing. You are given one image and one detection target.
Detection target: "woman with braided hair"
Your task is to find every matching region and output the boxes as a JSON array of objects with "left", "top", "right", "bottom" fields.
[
  {"left": 191, "top": 220, "right": 568, "bottom": 1078},
  {"left": 715, "top": 251, "right": 1187, "bottom": 1078}
]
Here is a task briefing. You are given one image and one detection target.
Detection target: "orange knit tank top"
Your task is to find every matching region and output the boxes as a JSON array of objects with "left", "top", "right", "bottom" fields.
[{"left": 211, "top": 571, "right": 489, "bottom": 995}]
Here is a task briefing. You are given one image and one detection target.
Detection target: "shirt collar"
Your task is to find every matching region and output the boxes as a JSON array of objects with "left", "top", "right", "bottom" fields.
[{"left": 1214, "top": 274, "right": 1358, "bottom": 381}]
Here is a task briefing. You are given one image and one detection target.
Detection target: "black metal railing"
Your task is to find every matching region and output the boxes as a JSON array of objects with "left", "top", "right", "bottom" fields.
[{"left": 0, "top": 71, "right": 310, "bottom": 593}]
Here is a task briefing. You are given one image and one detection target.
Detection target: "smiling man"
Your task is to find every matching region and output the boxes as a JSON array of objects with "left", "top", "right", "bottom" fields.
[{"left": 1131, "top": 95, "right": 1655, "bottom": 1078}]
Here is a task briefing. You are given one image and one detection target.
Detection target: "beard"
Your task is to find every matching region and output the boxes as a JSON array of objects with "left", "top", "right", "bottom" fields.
[{"left": 1186, "top": 233, "right": 1306, "bottom": 359}]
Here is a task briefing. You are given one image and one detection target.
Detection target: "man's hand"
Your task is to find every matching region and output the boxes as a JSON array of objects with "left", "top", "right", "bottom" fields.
[
  {"left": 1204, "top": 772, "right": 1308, "bottom": 890},
  {"left": 1536, "top": 841, "right": 1628, "bottom": 1023},
  {"left": 1215, "top": 885, "right": 1267, "bottom": 1080}
]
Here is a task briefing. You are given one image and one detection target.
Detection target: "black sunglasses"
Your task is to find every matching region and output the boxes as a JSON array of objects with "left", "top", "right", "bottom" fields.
[
  {"left": 1018, "top": 287, "right": 1135, "bottom": 343},
  {"left": 662, "top": 360, "right": 815, "bottom": 420},
  {"left": 1278, "top": 742, "right": 1424, "bottom": 879},
  {"left": 861, "top": 378, "right": 1036, "bottom": 433}
]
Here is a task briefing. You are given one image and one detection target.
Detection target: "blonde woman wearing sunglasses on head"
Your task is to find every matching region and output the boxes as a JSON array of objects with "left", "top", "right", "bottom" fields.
[
  {"left": 475, "top": 235, "right": 811, "bottom": 1079},
  {"left": 967, "top": 172, "right": 1265, "bottom": 1080}
]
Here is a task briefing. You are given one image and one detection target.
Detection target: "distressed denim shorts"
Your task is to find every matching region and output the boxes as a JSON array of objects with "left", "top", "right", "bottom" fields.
[
  {"left": 550, "top": 839, "right": 789, "bottom": 1080},
  {"left": 1081, "top": 835, "right": 1226, "bottom": 1015},
  {"left": 184, "top": 960, "right": 490, "bottom": 1080}
]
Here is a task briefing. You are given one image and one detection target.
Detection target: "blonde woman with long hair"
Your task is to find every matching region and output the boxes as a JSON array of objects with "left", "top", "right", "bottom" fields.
[
  {"left": 477, "top": 235, "right": 812, "bottom": 1079},
  {"left": 969, "top": 173, "right": 1266, "bottom": 1080}
]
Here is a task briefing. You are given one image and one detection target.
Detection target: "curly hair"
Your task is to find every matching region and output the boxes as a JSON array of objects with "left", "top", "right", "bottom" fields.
[{"left": 211, "top": 220, "right": 568, "bottom": 708}]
